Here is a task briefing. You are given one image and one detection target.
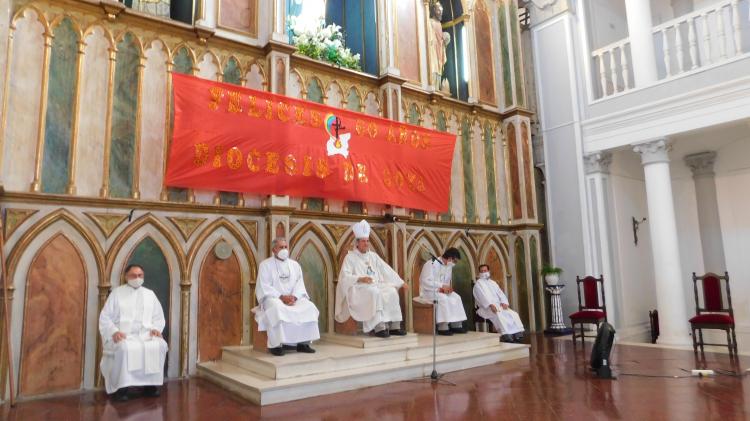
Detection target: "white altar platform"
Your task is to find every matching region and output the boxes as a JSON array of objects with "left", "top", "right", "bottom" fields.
[{"left": 197, "top": 331, "right": 529, "bottom": 406}]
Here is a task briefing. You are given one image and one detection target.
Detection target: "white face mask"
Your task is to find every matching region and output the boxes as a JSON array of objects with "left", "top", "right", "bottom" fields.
[
  {"left": 276, "top": 248, "right": 289, "bottom": 261},
  {"left": 479, "top": 272, "right": 490, "bottom": 280},
  {"left": 127, "top": 276, "right": 144, "bottom": 289}
]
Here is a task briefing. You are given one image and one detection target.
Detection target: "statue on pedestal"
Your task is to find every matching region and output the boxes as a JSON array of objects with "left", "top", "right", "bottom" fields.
[{"left": 427, "top": 1, "right": 451, "bottom": 92}]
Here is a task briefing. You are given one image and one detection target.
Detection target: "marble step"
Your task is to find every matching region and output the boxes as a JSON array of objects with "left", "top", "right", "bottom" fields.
[
  {"left": 221, "top": 332, "right": 505, "bottom": 380},
  {"left": 319, "top": 332, "right": 419, "bottom": 348},
  {"left": 198, "top": 341, "right": 529, "bottom": 406}
]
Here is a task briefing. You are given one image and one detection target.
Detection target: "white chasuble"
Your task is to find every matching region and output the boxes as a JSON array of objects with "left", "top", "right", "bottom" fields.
[
  {"left": 253, "top": 256, "right": 320, "bottom": 348},
  {"left": 335, "top": 250, "right": 405, "bottom": 332},
  {"left": 473, "top": 278, "right": 525, "bottom": 335},
  {"left": 99, "top": 285, "right": 168, "bottom": 394},
  {"left": 418, "top": 260, "right": 468, "bottom": 324}
]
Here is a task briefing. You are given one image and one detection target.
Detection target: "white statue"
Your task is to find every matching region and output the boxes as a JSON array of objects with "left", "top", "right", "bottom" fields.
[{"left": 427, "top": 2, "right": 451, "bottom": 90}]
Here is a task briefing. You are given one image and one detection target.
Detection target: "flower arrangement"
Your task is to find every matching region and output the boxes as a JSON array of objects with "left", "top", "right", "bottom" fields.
[{"left": 288, "top": 16, "right": 362, "bottom": 71}]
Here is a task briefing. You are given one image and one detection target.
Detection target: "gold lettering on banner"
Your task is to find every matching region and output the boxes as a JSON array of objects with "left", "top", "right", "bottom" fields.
[
  {"left": 266, "top": 152, "right": 280, "bottom": 174},
  {"left": 248, "top": 95, "right": 262, "bottom": 117},
  {"left": 277, "top": 102, "right": 290, "bottom": 122},
  {"left": 194, "top": 143, "right": 210, "bottom": 166},
  {"left": 316, "top": 158, "right": 331, "bottom": 179},
  {"left": 399, "top": 127, "right": 408, "bottom": 144},
  {"left": 410, "top": 131, "right": 419, "bottom": 148},
  {"left": 310, "top": 110, "right": 322, "bottom": 127},
  {"left": 208, "top": 87, "right": 224, "bottom": 110},
  {"left": 387, "top": 127, "right": 396, "bottom": 143},
  {"left": 264, "top": 100, "right": 273, "bottom": 120},
  {"left": 293, "top": 106, "right": 307, "bottom": 125},
  {"left": 212, "top": 146, "right": 223, "bottom": 168},
  {"left": 383, "top": 168, "right": 393, "bottom": 187},
  {"left": 227, "top": 91, "right": 243, "bottom": 113},
  {"left": 368, "top": 122, "right": 378, "bottom": 138},
  {"left": 357, "top": 163, "right": 368, "bottom": 183},
  {"left": 284, "top": 154, "right": 297, "bottom": 175},
  {"left": 355, "top": 120, "right": 365, "bottom": 136},
  {"left": 302, "top": 155, "right": 313, "bottom": 176},
  {"left": 246, "top": 149, "right": 260, "bottom": 172},
  {"left": 227, "top": 147, "right": 242, "bottom": 169},
  {"left": 343, "top": 161, "right": 354, "bottom": 182}
]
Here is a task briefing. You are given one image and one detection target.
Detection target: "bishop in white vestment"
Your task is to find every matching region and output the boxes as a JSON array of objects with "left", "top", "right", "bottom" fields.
[
  {"left": 335, "top": 220, "right": 407, "bottom": 337},
  {"left": 473, "top": 264, "right": 525, "bottom": 342},
  {"left": 254, "top": 237, "right": 320, "bottom": 356},
  {"left": 418, "top": 248, "right": 467, "bottom": 335},
  {"left": 99, "top": 264, "right": 168, "bottom": 401}
]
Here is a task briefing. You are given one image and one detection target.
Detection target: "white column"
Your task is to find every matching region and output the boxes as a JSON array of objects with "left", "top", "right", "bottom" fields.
[
  {"left": 633, "top": 139, "right": 689, "bottom": 345},
  {"left": 684, "top": 151, "right": 726, "bottom": 273},
  {"left": 624, "top": 0, "right": 659, "bottom": 86},
  {"left": 584, "top": 151, "right": 620, "bottom": 327}
]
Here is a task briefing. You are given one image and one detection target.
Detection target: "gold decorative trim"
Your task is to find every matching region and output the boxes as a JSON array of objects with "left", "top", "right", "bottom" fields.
[
  {"left": 323, "top": 224, "right": 349, "bottom": 244},
  {"left": 84, "top": 211, "right": 129, "bottom": 239},
  {"left": 434, "top": 230, "right": 452, "bottom": 248},
  {"left": 105, "top": 213, "right": 187, "bottom": 279},
  {"left": 167, "top": 216, "right": 207, "bottom": 241},
  {"left": 4, "top": 209, "right": 38, "bottom": 239},
  {"left": 468, "top": 232, "right": 488, "bottom": 249},
  {"left": 289, "top": 222, "right": 337, "bottom": 272},
  {"left": 237, "top": 219, "right": 259, "bottom": 248},
  {"left": 288, "top": 222, "right": 298, "bottom": 232},
  {"left": 6, "top": 209, "right": 105, "bottom": 284},
  {"left": 186, "top": 218, "right": 256, "bottom": 279}
]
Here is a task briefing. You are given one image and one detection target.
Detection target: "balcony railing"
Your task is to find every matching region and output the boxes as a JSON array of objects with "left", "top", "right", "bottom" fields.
[{"left": 592, "top": 0, "right": 750, "bottom": 99}]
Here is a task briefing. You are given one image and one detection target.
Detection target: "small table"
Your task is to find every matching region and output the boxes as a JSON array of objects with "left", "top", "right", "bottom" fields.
[{"left": 544, "top": 283, "right": 573, "bottom": 335}]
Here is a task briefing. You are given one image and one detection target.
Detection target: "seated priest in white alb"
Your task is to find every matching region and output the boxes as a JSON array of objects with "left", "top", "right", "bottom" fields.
[
  {"left": 335, "top": 220, "right": 407, "bottom": 338},
  {"left": 254, "top": 237, "right": 320, "bottom": 356},
  {"left": 473, "top": 264, "right": 525, "bottom": 343},
  {"left": 99, "top": 264, "right": 168, "bottom": 402},
  {"left": 418, "top": 248, "right": 468, "bottom": 335}
]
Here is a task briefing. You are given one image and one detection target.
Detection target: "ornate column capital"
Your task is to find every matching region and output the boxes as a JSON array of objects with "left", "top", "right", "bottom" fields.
[
  {"left": 633, "top": 139, "right": 671, "bottom": 165},
  {"left": 584, "top": 151, "right": 613, "bottom": 174},
  {"left": 684, "top": 151, "right": 717, "bottom": 178}
]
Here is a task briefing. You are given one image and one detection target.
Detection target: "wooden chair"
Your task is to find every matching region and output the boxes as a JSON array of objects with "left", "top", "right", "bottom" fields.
[
  {"left": 689, "top": 272, "right": 737, "bottom": 358},
  {"left": 569, "top": 275, "right": 607, "bottom": 348}
]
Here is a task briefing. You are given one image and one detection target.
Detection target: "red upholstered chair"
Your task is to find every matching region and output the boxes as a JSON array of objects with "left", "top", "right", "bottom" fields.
[
  {"left": 689, "top": 272, "right": 737, "bottom": 358},
  {"left": 569, "top": 275, "right": 607, "bottom": 348}
]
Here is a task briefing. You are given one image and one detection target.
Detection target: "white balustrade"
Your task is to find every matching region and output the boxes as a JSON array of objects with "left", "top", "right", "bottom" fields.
[{"left": 591, "top": 0, "right": 750, "bottom": 99}]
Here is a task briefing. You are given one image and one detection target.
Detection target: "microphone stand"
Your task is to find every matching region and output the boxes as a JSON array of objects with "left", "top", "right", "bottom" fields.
[{"left": 409, "top": 244, "right": 455, "bottom": 386}]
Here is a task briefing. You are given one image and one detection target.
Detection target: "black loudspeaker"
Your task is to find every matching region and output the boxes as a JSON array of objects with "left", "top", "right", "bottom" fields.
[{"left": 590, "top": 322, "right": 616, "bottom": 379}]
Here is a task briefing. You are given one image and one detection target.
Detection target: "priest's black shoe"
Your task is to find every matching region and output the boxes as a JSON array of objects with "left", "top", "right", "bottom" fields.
[
  {"left": 372, "top": 329, "right": 390, "bottom": 338},
  {"left": 297, "top": 343, "right": 316, "bottom": 353},
  {"left": 437, "top": 329, "right": 453, "bottom": 336},
  {"left": 500, "top": 334, "right": 515, "bottom": 343},
  {"left": 450, "top": 326, "right": 468, "bottom": 334},
  {"left": 112, "top": 388, "right": 129, "bottom": 402},
  {"left": 269, "top": 346, "right": 285, "bottom": 356},
  {"left": 389, "top": 328, "right": 407, "bottom": 336},
  {"left": 143, "top": 386, "right": 161, "bottom": 398},
  {"left": 513, "top": 333, "right": 525, "bottom": 343}
]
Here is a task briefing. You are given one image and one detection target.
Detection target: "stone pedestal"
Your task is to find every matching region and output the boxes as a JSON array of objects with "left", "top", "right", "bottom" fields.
[{"left": 544, "top": 284, "right": 573, "bottom": 335}]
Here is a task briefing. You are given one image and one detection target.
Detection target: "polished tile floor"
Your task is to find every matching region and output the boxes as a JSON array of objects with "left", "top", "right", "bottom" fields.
[{"left": 2, "top": 334, "right": 749, "bottom": 420}]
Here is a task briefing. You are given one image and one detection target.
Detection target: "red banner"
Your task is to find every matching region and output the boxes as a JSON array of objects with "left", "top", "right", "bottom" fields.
[{"left": 165, "top": 74, "right": 456, "bottom": 212}]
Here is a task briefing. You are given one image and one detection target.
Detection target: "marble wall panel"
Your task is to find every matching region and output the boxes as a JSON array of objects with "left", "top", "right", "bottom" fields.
[{"left": 198, "top": 249, "right": 242, "bottom": 362}]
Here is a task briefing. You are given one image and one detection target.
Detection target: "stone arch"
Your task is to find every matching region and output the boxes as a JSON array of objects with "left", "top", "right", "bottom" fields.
[
  {"left": 405, "top": 229, "right": 442, "bottom": 298},
  {"left": 49, "top": 14, "right": 83, "bottom": 38},
  {"left": 479, "top": 235, "right": 511, "bottom": 295},
  {"left": 82, "top": 23, "right": 115, "bottom": 48},
  {"left": 186, "top": 221, "right": 253, "bottom": 373},
  {"left": 325, "top": 80, "right": 344, "bottom": 108},
  {"left": 293, "top": 235, "right": 333, "bottom": 333},
  {"left": 170, "top": 41, "right": 196, "bottom": 65},
  {"left": 107, "top": 214, "right": 185, "bottom": 278},
  {"left": 106, "top": 214, "right": 185, "bottom": 378},
  {"left": 113, "top": 30, "right": 145, "bottom": 58},
  {"left": 11, "top": 4, "right": 50, "bottom": 33},
  {"left": 289, "top": 222, "right": 337, "bottom": 270},
  {"left": 8, "top": 216, "right": 103, "bottom": 394}
]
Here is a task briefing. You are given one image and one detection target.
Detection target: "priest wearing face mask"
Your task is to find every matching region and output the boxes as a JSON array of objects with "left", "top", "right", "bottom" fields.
[
  {"left": 335, "top": 220, "right": 408, "bottom": 338},
  {"left": 473, "top": 264, "right": 525, "bottom": 343},
  {"left": 254, "top": 237, "right": 320, "bottom": 356},
  {"left": 99, "top": 264, "right": 169, "bottom": 402},
  {"left": 418, "top": 248, "right": 468, "bottom": 335}
]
